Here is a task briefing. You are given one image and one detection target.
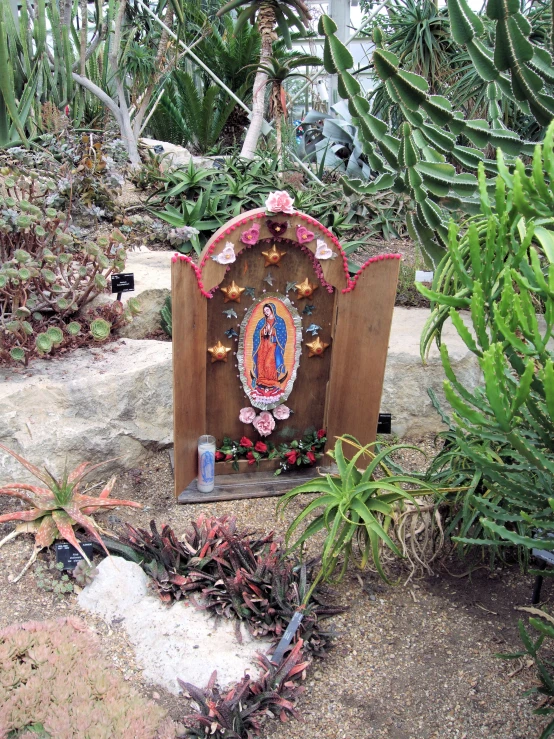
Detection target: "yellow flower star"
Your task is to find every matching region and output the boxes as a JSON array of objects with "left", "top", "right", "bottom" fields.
[
  {"left": 295, "top": 277, "right": 318, "bottom": 299},
  {"left": 306, "top": 336, "right": 329, "bottom": 357},
  {"left": 261, "top": 244, "right": 287, "bottom": 266},
  {"left": 208, "top": 341, "right": 232, "bottom": 363},
  {"left": 221, "top": 280, "right": 246, "bottom": 303}
]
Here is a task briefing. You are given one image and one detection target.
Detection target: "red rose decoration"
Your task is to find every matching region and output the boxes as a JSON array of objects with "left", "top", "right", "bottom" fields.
[
  {"left": 317, "top": 429, "right": 326, "bottom": 439},
  {"left": 254, "top": 441, "right": 268, "bottom": 453},
  {"left": 215, "top": 451, "right": 224, "bottom": 461},
  {"left": 225, "top": 453, "right": 233, "bottom": 461},
  {"left": 240, "top": 437, "right": 253, "bottom": 448},
  {"left": 285, "top": 450, "right": 298, "bottom": 465},
  {"left": 246, "top": 451, "right": 256, "bottom": 465},
  {"left": 307, "top": 451, "right": 316, "bottom": 463}
]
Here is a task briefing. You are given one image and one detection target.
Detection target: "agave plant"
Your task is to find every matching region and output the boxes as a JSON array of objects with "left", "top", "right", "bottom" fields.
[
  {"left": 0, "top": 444, "right": 142, "bottom": 581},
  {"left": 278, "top": 436, "right": 438, "bottom": 587}
]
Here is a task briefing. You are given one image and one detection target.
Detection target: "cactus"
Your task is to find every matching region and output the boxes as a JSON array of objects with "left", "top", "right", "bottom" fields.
[
  {"left": 318, "top": 3, "right": 554, "bottom": 265},
  {"left": 90, "top": 317, "right": 111, "bottom": 341},
  {"left": 160, "top": 294, "right": 172, "bottom": 337},
  {"left": 418, "top": 127, "right": 554, "bottom": 554}
]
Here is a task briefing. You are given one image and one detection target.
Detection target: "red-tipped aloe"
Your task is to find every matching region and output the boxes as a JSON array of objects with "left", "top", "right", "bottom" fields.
[{"left": 0, "top": 444, "right": 141, "bottom": 581}]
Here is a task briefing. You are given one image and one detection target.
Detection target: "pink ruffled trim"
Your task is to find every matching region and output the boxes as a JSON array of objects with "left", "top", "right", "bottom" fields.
[
  {"left": 172, "top": 253, "right": 214, "bottom": 298},
  {"left": 342, "top": 253, "right": 402, "bottom": 293}
]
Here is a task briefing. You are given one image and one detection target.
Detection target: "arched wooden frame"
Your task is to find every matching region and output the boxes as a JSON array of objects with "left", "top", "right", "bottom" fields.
[{"left": 171, "top": 207, "right": 400, "bottom": 498}]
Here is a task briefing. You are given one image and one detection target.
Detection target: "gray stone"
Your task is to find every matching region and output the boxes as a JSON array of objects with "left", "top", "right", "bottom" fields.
[
  {"left": 78, "top": 556, "right": 267, "bottom": 693},
  {"left": 382, "top": 308, "right": 481, "bottom": 437},
  {"left": 82, "top": 250, "right": 172, "bottom": 340},
  {"left": 117, "top": 288, "right": 169, "bottom": 339},
  {"left": 0, "top": 339, "right": 172, "bottom": 485}
]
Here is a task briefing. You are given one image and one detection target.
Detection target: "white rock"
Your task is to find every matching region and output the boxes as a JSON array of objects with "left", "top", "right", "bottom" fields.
[
  {"left": 78, "top": 557, "right": 267, "bottom": 694},
  {"left": 139, "top": 138, "right": 193, "bottom": 169},
  {"left": 0, "top": 339, "right": 172, "bottom": 485}
]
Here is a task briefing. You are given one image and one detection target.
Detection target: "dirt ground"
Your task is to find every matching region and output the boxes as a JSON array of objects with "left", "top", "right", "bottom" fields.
[{"left": 0, "top": 444, "right": 548, "bottom": 739}]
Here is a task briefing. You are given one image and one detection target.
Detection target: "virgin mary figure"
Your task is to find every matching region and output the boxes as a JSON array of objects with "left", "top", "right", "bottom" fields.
[{"left": 251, "top": 303, "right": 288, "bottom": 398}]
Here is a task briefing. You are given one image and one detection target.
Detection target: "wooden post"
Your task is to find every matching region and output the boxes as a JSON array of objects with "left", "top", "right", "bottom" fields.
[
  {"left": 172, "top": 260, "right": 207, "bottom": 497},
  {"left": 324, "top": 258, "right": 400, "bottom": 452}
]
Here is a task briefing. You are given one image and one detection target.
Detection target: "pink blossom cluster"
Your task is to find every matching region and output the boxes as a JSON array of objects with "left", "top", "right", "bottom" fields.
[{"left": 239, "top": 404, "right": 291, "bottom": 437}]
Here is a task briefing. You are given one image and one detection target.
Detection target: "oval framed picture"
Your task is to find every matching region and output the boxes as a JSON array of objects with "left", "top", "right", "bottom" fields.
[{"left": 238, "top": 293, "right": 302, "bottom": 410}]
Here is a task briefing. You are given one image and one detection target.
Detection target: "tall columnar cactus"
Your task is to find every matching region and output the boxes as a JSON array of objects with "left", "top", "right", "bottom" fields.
[
  {"left": 417, "top": 123, "right": 554, "bottom": 553},
  {"left": 318, "top": 4, "right": 554, "bottom": 264}
]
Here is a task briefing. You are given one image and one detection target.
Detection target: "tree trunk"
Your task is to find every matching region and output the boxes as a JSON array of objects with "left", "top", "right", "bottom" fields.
[
  {"left": 132, "top": 5, "right": 174, "bottom": 139},
  {"left": 240, "top": 2, "right": 276, "bottom": 160}
]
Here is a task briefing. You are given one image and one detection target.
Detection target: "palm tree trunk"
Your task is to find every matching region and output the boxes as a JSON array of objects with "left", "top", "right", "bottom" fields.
[{"left": 240, "top": 2, "right": 276, "bottom": 160}]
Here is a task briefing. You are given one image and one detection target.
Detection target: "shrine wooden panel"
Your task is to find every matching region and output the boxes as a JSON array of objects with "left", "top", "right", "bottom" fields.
[{"left": 171, "top": 194, "right": 400, "bottom": 499}]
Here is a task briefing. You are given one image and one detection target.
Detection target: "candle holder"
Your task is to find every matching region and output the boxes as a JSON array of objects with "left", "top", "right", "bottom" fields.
[{"left": 197, "top": 435, "right": 216, "bottom": 493}]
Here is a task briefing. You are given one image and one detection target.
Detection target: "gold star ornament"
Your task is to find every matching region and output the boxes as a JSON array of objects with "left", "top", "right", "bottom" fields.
[
  {"left": 221, "top": 280, "right": 245, "bottom": 303},
  {"left": 295, "top": 277, "right": 318, "bottom": 299},
  {"left": 261, "top": 244, "right": 287, "bottom": 267},
  {"left": 306, "top": 336, "right": 329, "bottom": 357},
  {"left": 208, "top": 341, "right": 232, "bottom": 363}
]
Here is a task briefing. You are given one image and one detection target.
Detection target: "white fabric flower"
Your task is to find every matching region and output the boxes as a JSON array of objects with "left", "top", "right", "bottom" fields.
[
  {"left": 315, "top": 239, "right": 334, "bottom": 260},
  {"left": 215, "top": 243, "right": 236, "bottom": 264}
]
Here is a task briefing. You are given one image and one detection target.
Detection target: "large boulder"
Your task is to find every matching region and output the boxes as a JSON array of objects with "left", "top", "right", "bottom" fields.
[
  {"left": 0, "top": 339, "right": 172, "bottom": 485},
  {"left": 0, "top": 308, "right": 481, "bottom": 486}
]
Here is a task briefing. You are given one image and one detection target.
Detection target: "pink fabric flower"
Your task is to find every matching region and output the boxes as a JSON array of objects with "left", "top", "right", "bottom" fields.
[
  {"left": 214, "top": 243, "right": 236, "bottom": 265},
  {"left": 239, "top": 407, "right": 256, "bottom": 424},
  {"left": 253, "top": 411, "right": 276, "bottom": 437},
  {"left": 273, "top": 404, "right": 291, "bottom": 420},
  {"left": 296, "top": 225, "right": 315, "bottom": 243},
  {"left": 240, "top": 223, "right": 260, "bottom": 245},
  {"left": 265, "top": 191, "right": 295, "bottom": 215}
]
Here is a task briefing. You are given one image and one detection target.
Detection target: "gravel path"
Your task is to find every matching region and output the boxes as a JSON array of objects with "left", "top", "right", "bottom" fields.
[{"left": 0, "top": 445, "right": 548, "bottom": 738}]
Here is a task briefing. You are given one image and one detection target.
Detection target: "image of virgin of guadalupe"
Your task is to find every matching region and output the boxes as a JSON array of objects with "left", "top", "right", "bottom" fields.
[{"left": 251, "top": 302, "right": 288, "bottom": 402}]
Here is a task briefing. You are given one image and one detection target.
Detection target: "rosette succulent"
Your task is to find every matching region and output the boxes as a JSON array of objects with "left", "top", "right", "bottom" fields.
[{"left": 0, "top": 444, "right": 142, "bottom": 581}]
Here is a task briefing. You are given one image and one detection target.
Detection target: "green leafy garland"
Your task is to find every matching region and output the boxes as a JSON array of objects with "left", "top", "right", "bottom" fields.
[{"left": 216, "top": 429, "right": 327, "bottom": 474}]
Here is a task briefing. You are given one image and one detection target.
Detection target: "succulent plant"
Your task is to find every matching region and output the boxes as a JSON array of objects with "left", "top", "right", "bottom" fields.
[
  {"left": 0, "top": 618, "right": 176, "bottom": 738},
  {"left": 45, "top": 326, "right": 63, "bottom": 347},
  {"left": 114, "top": 516, "right": 344, "bottom": 656},
  {"left": 72, "top": 559, "right": 99, "bottom": 587},
  {"left": 90, "top": 317, "right": 111, "bottom": 341},
  {"left": 66, "top": 321, "right": 81, "bottom": 336},
  {"left": 160, "top": 294, "right": 172, "bottom": 337},
  {"left": 181, "top": 639, "right": 308, "bottom": 738},
  {"left": 0, "top": 444, "right": 142, "bottom": 582},
  {"left": 0, "top": 166, "right": 128, "bottom": 364}
]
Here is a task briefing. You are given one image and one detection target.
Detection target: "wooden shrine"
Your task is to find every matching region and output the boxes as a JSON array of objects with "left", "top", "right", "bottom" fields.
[{"left": 171, "top": 192, "right": 400, "bottom": 501}]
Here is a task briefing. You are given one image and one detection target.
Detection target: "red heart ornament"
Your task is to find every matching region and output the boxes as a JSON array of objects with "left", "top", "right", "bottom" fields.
[{"left": 296, "top": 225, "right": 315, "bottom": 243}]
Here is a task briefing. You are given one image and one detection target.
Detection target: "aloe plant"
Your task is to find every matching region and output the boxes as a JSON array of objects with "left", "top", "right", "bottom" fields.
[
  {"left": 0, "top": 444, "right": 142, "bottom": 581},
  {"left": 278, "top": 436, "right": 437, "bottom": 585}
]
